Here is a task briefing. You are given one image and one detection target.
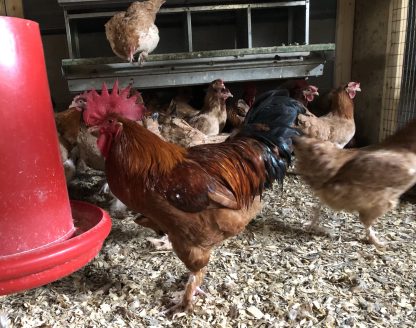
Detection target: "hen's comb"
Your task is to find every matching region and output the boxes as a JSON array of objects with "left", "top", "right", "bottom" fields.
[
  {"left": 347, "top": 81, "right": 361, "bottom": 90},
  {"left": 82, "top": 80, "right": 145, "bottom": 126}
]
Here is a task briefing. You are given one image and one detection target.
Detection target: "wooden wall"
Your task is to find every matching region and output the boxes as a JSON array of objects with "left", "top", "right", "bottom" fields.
[
  {"left": 0, "top": 0, "right": 24, "bottom": 17},
  {"left": 351, "top": 0, "right": 394, "bottom": 145}
]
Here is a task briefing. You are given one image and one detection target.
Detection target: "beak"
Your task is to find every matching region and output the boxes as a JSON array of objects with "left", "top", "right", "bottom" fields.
[
  {"left": 311, "top": 86, "right": 319, "bottom": 96},
  {"left": 87, "top": 126, "right": 100, "bottom": 137},
  {"left": 151, "top": 112, "right": 159, "bottom": 121},
  {"left": 356, "top": 87, "right": 362, "bottom": 92}
]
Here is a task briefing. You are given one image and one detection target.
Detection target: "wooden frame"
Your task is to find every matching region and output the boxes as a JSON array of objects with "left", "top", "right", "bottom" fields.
[
  {"left": 334, "top": 0, "right": 355, "bottom": 87},
  {"left": 1, "top": 0, "right": 24, "bottom": 17},
  {"left": 0, "top": 1, "right": 6, "bottom": 16}
]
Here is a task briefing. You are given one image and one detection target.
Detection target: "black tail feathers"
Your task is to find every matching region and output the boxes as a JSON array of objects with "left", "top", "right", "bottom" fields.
[
  {"left": 235, "top": 89, "right": 304, "bottom": 186},
  {"left": 245, "top": 89, "right": 306, "bottom": 127}
]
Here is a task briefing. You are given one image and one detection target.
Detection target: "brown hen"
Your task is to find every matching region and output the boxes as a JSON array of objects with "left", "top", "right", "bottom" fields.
[
  {"left": 105, "top": 0, "right": 165, "bottom": 63},
  {"left": 297, "top": 82, "right": 361, "bottom": 148},
  {"left": 188, "top": 79, "right": 233, "bottom": 135},
  {"left": 293, "top": 119, "right": 416, "bottom": 248}
]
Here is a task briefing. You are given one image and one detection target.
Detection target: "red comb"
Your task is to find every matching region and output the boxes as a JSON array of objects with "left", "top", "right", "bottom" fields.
[
  {"left": 82, "top": 81, "right": 145, "bottom": 126},
  {"left": 243, "top": 83, "right": 257, "bottom": 97}
]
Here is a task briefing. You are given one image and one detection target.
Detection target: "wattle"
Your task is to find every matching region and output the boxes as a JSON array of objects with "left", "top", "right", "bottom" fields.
[
  {"left": 348, "top": 91, "right": 356, "bottom": 99},
  {"left": 306, "top": 94, "right": 315, "bottom": 102},
  {"left": 97, "top": 132, "right": 112, "bottom": 158}
]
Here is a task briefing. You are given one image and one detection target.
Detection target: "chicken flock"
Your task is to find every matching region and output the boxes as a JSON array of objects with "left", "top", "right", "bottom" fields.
[{"left": 53, "top": 0, "right": 416, "bottom": 317}]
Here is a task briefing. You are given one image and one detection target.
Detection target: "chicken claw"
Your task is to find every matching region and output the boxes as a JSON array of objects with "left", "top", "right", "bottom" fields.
[
  {"left": 366, "top": 227, "right": 387, "bottom": 249},
  {"left": 163, "top": 269, "right": 207, "bottom": 317},
  {"left": 146, "top": 235, "right": 172, "bottom": 250},
  {"left": 163, "top": 300, "right": 193, "bottom": 318},
  {"left": 194, "top": 287, "right": 207, "bottom": 297},
  {"left": 138, "top": 52, "right": 148, "bottom": 66},
  {"left": 305, "top": 205, "right": 334, "bottom": 237}
]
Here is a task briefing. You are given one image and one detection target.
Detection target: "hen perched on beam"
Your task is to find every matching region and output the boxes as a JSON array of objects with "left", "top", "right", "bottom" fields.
[{"left": 105, "top": 0, "right": 165, "bottom": 64}]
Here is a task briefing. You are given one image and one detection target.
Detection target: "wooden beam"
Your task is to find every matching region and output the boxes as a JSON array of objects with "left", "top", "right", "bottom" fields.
[
  {"left": 334, "top": 0, "right": 355, "bottom": 87},
  {"left": 351, "top": 0, "right": 394, "bottom": 145},
  {"left": 0, "top": 1, "right": 6, "bottom": 16},
  {"left": 4, "top": 0, "right": 24, "bottom": 18}
]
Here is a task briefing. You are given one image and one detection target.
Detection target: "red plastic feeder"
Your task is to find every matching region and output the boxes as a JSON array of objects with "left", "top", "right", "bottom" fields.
[{"left": 0, "top": 17, "right": 111, "bottom": 295}]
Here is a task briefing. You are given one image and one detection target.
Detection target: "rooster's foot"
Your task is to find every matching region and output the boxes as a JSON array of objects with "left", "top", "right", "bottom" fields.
[
  {"left": 170, "top": 286, "right": 207, "bottom": 302},
  {"left": 162, "top": 300, "right": 193, "bottom": 318},
  {"left": 146, "top": 235, "right": 172, "bottom": 250}
]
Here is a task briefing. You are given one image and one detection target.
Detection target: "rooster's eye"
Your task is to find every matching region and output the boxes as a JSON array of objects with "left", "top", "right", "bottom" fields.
[{"left": 108, "top": 119, "right": 114, "bottom": 124}]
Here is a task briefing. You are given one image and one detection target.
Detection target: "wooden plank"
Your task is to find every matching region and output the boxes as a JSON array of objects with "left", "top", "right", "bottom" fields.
[
  {"left": 351, "top": 0, "right": 398, "bottom": 145},
  {"left": 334, "top": 0, "right": 355, "bottom": 87},
  {"left": 4, "top": 0, "right": 24, "bottom": 17},
  {"left": 0, "top": 0, "right": 6, "bottom": 16}
]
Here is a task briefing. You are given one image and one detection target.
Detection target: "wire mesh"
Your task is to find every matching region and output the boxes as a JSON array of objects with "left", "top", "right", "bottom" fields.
[
  {"left": 397, "top": 0, "right": 416, "bottom": 128},
  {"left": 380, "top": 0, "right": 409, "bottom": 139}
]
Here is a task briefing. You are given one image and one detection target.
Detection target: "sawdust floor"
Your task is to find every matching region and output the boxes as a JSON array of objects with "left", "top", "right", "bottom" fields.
[{"left": 1, "top": 170, "right": 415, "bottom": 327}]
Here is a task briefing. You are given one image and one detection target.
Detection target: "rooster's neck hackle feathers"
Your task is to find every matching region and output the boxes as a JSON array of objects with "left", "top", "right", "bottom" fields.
[{"left": 114, "top": 117, "right": 187, "bottom": 179}]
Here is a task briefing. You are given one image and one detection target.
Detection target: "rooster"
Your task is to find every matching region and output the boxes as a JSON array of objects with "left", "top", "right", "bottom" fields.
[
  {"left": 105, "top": 0, "right": 165, "bottom": 64},
  {"left": 82, "top": 82, "right": 303, "bottom": 314},
  {"left": 293, "top": 118, "right": 416, "bottom": 248},
  {"left": 187, "top": 79, "right": 233, "bottom": 136},
  {"left": 297, "top": 82, "right": 361, "bottom": 148}
]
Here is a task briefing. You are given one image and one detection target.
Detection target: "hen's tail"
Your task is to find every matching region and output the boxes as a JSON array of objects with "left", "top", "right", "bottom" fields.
[
  {"left": 380, "top": 118, "right": 416, "bottom": 152},
  {"left": 234, "top": 90, "right": 304, "bottom": 186}
]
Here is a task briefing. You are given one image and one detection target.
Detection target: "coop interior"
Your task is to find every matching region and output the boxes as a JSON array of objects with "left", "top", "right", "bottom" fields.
[{"left": 0, "top": 0, "right": 416, "bottom": 327}]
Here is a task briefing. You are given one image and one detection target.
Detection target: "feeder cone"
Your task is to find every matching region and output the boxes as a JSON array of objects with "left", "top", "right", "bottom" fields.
[{"left": 0, "top": 16, "right": 111, "bottom": 295}]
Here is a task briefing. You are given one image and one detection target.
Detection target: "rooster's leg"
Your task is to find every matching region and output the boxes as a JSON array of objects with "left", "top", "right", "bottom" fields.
[{"left": 164, "top": 268, "right": 207, "bottom": 316}]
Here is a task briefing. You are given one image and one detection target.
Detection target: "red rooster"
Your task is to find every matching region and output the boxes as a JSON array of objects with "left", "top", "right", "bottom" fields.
[{"left": 82, "top": 82, "right": 303, "bottom": 314}]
